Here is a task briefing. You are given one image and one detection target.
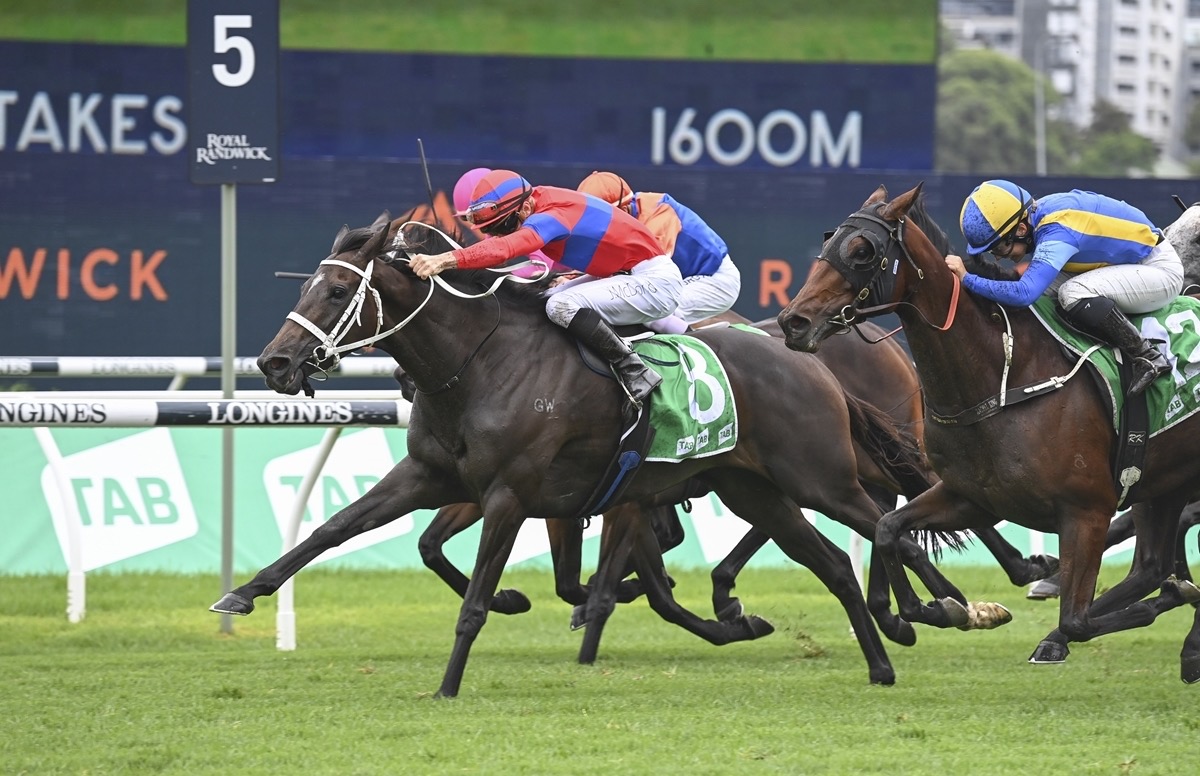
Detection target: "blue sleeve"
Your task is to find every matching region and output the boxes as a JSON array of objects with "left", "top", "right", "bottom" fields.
[{"left": 961, "top": 259, "right": 1060, "bottom": 306}]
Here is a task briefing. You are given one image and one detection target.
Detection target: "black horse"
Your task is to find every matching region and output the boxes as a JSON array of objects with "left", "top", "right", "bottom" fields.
[{"left": 213, "top": 212, "right": 981, "bottom": 695}]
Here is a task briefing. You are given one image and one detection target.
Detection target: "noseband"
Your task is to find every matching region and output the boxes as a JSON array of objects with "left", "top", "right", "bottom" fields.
[{"left": 820, "top": 204, "right": 923, "bottom": 330}]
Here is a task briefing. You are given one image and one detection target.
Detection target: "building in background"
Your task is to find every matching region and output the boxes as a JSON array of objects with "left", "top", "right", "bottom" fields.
[{"left": 942, "top": 0, "right": 1191, "bottom": 172}]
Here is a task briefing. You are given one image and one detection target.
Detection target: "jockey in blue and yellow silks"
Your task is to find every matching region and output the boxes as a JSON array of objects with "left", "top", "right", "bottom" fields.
[{"left": 947, "top": 180, "right": 1184, "bottom": 395}]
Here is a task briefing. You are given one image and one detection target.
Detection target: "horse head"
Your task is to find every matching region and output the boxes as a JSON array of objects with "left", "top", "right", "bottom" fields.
[
  {"left": 1163, "top": 203, "right": 1200, "bottom": 292},
  {"left": 258, "top": 211, "right": 400, "bottom": 395},
  {"left": 778, "top": 183, "right": 940, "bottom": 352}
]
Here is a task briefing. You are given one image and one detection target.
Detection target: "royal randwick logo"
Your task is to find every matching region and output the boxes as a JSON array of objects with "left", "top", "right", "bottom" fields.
[{"left": 195, "top": 133, "right": 272, "bottom": 165}]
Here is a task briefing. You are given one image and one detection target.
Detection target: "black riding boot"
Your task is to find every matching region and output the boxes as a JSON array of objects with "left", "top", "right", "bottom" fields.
[
  {"left": 1063, "top": 296, "right": 1170, "bottom": 395},
  {"left": 567, "top": 308, "right": 662, "bottom": 406}
]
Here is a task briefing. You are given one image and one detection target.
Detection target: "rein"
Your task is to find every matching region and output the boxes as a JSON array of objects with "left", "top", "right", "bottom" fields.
[{"left": 286, "top": 221, "right": 550, "bottom": 392}]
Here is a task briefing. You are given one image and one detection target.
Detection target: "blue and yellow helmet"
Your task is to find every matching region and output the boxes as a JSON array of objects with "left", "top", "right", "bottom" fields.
[{"left": 959, "top": 180, "right": 1033, "bottom": 255}]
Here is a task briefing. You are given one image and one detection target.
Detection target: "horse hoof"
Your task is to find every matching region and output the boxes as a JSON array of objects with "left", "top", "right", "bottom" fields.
[
  {"left": 870, "top": 668, "right": 897, "bottom": 686},
  {"left": 1032, "top": 554, "right": 1060, "bottom": 577},
  {"left": 1182, "top": 654, "right": 1200, "bottom": 684},
  {"left": 886, "top": 620, "right": 917, "bottom": 647},
  {"left": 958, "top": 601, "right": 1013, "bottom": 631},
  {"left": 1026, "top": 579, "right": 1060, "bottom": 600},
  {"left": 742, "top": 614, "right": 775, "bottom": 640},
  {"left": 491, "top": 588, "right": 532, "bottom": 615},
  {"left": 1163, "top": 577, "right": 1200, "bottom": 605},
  {"left": 210, "top": 592, "right": 254, "bottom": 616},
  {"left": 570, "top": 605, "right": 588, "bottom": 631},
  {"left": 936, "top": 597, "right": 970, "bottom": 628},
  {"left": 1028, "top": 639, "right": 1070, "bottom": 664},
  {"left": 715, "top": 598, "right": 744, "bottom": 622}
]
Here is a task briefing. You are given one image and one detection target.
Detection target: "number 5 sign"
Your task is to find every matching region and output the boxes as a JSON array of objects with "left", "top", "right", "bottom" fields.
[{"left": 187, "top": 0, "right": 279, "bottom": 184}]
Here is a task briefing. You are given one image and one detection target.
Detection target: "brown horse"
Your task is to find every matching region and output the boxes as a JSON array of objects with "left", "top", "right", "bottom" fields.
[
  {"left": 777, "top": 184, "right": 1200, "bottom": 683},
  {"left": 213, "top": 212, "right": 967, "bottom": 695}
]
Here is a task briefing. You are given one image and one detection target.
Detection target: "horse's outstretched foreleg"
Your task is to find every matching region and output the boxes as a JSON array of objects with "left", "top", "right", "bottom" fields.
[
  {"left": 212, "top": 458, "right": 452, "bottom": 616},
  {"left": 711, "top": 527, "right": 770, "bottom": 621},
  {"left": 1030, "top": 497, "right": 1189, "bottom": 664},
  {"left": 418, "top": 503, "right": 531, "bottom": 615},
  {"left": 437, "top": 497, "right": 525, "bottom": 699}
]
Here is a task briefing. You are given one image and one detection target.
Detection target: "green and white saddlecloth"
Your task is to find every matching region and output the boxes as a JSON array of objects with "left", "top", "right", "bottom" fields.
[
  {"left": 633, "top": 335, "right": 739, "bottom": 463},
  {"left": 1029, "top": 295, "right": 1200, "bottom": 436}
]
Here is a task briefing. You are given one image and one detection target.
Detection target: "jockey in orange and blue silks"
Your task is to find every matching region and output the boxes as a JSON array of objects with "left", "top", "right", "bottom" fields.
[
  {"left": 409, "top": 169, "right": 683, "bottom": 405},
  {"left": 578, "top": 171, "right": 741, "bottom": 334},
  {"left": 948, "top": 179, "right": 1183, "bottom": 395}
]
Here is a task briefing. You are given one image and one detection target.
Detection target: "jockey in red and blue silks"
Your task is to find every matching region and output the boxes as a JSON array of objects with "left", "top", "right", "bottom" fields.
[
  {"left": 578, "top": 171, "right": 741, "bottom": 334},
  {"left": 409, "top": 169, "right": 683, "bottom": 406},
  {"left": 453, "top": 167, "right": 562, "bottom": 278},
  {"left": 948, "top": 180, "right": 1184, "bottom": 395}
]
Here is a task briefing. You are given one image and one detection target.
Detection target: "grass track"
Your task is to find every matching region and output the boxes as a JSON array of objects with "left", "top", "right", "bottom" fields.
[{"left": 2, "top": 566, "right": 1197, "bottom": 774}]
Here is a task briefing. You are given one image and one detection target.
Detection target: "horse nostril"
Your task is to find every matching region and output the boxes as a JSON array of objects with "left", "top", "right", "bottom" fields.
[{"left": 257, "top": 355, "right": 290, "bottom": 376}]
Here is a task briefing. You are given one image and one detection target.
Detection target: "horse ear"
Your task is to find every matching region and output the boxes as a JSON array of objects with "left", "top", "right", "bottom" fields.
[
  {"left": 360, "top": 216, "right": 393, "bottom": 259},
  {"left": 881, "top": 183, "right": 924, "bottom": 221},
  {"left": 370, "top": 210, "right": 392, "bottom": 232},
  {"left": 331, "top": 225, "right": 349, "bottom": 253},
  {"left": 863, "top": 185, "right": 888, "bottom": 208}
]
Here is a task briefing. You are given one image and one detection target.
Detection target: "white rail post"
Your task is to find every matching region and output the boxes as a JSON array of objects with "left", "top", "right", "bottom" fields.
[
  {"left": 33, "top": 428, "right": 86, "bottom": 623},
  {"left": 276, "top": 427, "right": 344, "bottom": 651}
]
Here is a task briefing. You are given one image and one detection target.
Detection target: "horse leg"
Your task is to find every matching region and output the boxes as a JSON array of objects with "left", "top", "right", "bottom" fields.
[
  {"left": 710, "top": 470, "right": 894, "bottom": 685},
  {"left": 1183, "top": 605, "right": 1200, "bottom": 683},
  {"left": 972, "top": 525, "right": 1060, "bottom": 586},
  {"left": 1029, "top": 497, "right": 1188, "bottom": 665},
  {"left": 437, "top": 498, "right": 526, "bottom": 698},
  {"left": 1028, "top": 509, "right": 1139, "bottom": 600},
  {"left": 621, "top": 503, "right": 775, "bottom": 647},
  {"left": 418, "top": 503, "right": 531, "bottom": 615},
  {"left": 873, "top": 483, "right": 999, "bottom": 629},
  {"left": 576, "top": 502, "right": 641, "bottom": 664},
  {"left": 212, "top": 458, "right": 453, "bottom": 615},
  {"left": 711, "top": 527, "right": 770, "bottom": 621},
  {"left": 546, "top": 517, "right": 587, "bottom": 607}
]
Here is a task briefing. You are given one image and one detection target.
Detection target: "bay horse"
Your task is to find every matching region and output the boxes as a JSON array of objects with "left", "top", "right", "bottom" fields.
[
  {"left": 213, "top": 212, "right": 962, "bottom": 695},
  {"left": 777, "top": 183, "right": 1200, "bottom": 683}
]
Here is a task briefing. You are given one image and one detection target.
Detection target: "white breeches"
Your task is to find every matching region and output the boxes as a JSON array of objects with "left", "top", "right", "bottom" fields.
[
  {"left": 675, "top": 256, "right": 742, "bottom": 323},
  {"left": 1057, "top": 241, "right": 1185, "bottom": 314},
  {"left": 544, "top": 254, "right": 684, "bottom": 327}
]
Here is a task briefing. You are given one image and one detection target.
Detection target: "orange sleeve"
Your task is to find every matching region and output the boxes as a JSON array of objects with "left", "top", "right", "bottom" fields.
[{"left": 636, "top": 194, "right": 681, "bottom": 256}]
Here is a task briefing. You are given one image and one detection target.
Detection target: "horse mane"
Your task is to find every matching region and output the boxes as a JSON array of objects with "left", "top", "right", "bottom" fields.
[{"left": 905, "top": 193, "right": 953, "bottom": 258}]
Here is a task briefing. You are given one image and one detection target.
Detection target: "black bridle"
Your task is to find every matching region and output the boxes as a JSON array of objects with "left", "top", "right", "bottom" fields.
[{"left": 819, "top": 204, "right": 924, "bottom": 335}]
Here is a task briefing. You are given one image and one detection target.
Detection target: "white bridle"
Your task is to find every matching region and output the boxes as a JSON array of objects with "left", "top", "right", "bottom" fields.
[{"left": 284, "top": 221, "right": 551, "bottom": 370}]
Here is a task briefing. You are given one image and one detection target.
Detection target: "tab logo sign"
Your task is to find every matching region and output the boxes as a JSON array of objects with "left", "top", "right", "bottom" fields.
[
  {"left": 40, "top": 428, "right": 198, "bottom": 571},
  {"left": 262, "top": 429, "right": 414, "bottom": 563}
]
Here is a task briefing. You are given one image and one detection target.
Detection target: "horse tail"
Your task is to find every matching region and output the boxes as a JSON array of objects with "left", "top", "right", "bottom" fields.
[
  {"left": 843, "top": 391, "right": 969, "bottom": 559},
  {"left": 843, "top": 391, "right": 933, "bottom": 498}
]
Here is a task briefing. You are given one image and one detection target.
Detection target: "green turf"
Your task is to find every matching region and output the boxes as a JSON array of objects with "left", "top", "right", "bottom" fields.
[
  {"left": 0, "top": 0, "right": 938, "bottom": 63},
  {"left": 2, "top": 566, "right": 1196, "bottom": 774}
]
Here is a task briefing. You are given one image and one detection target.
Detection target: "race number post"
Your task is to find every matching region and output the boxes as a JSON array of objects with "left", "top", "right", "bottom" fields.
[{"left": 188, "top": 0, "right": 280, "bottom": 633}]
